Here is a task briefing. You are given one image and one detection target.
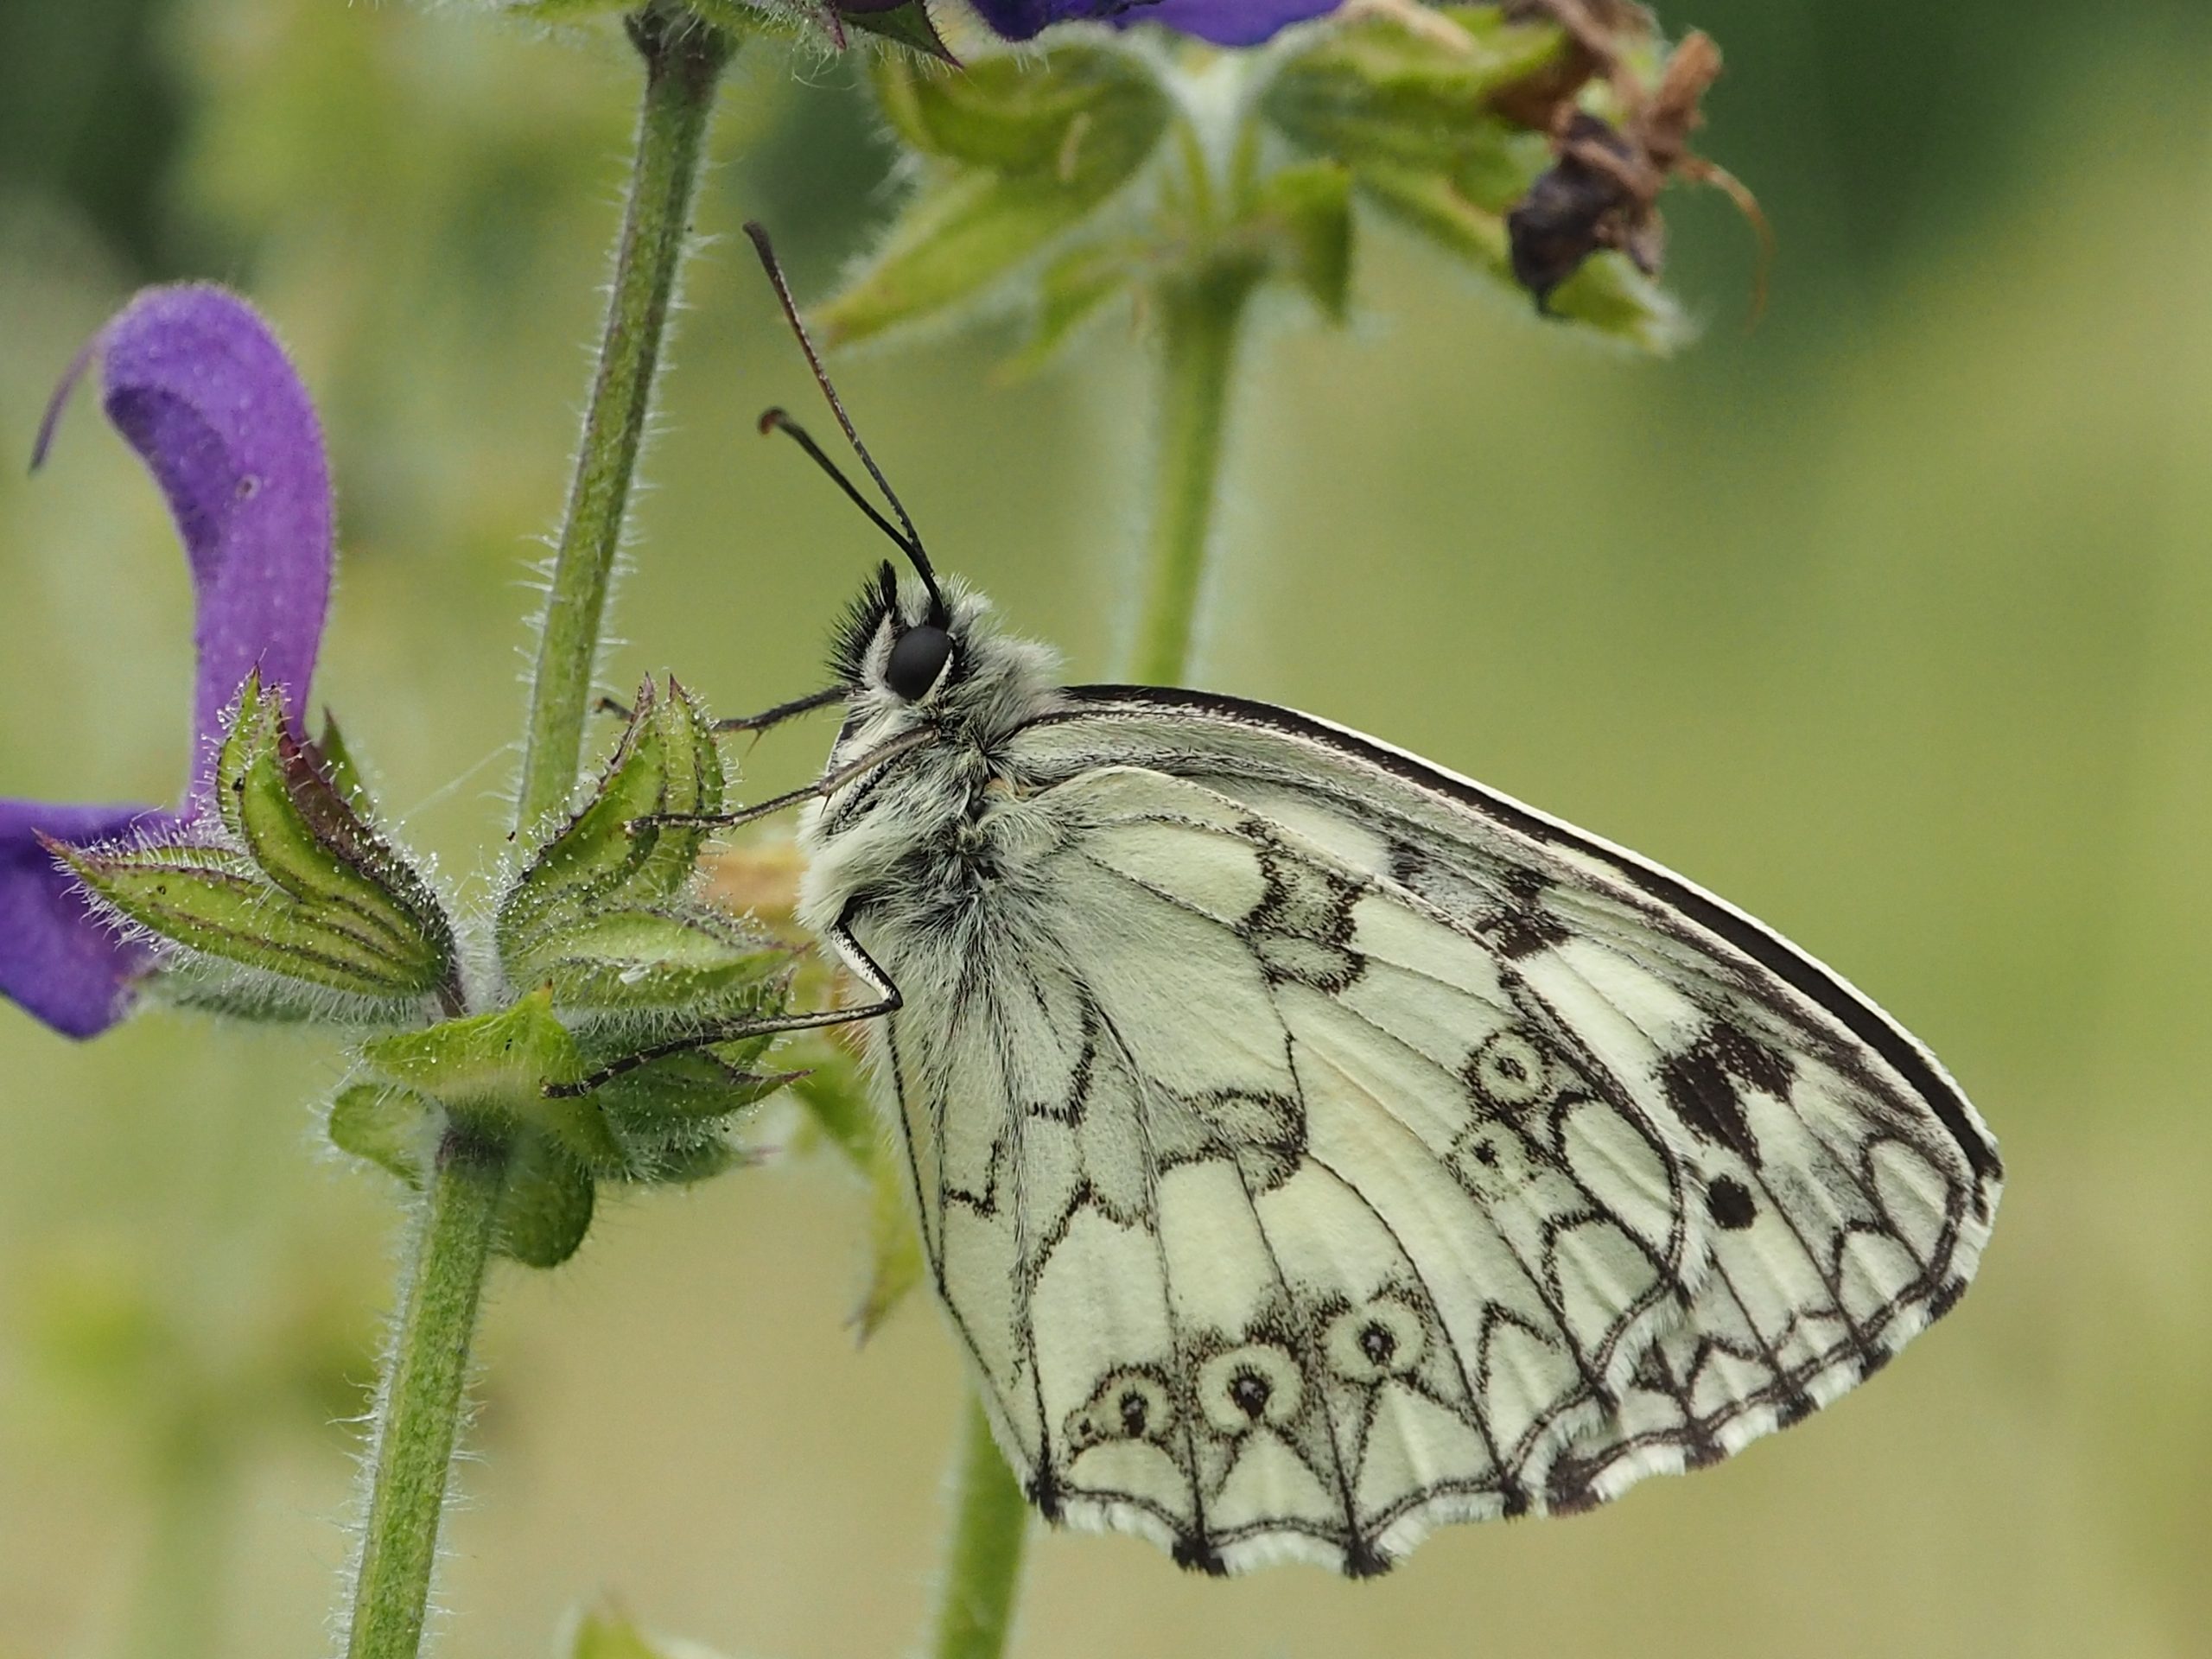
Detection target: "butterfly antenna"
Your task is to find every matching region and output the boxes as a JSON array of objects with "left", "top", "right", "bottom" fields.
[
  {"left": 758, "top": 407, "right": 918, "bottom": 562},
  {"left": 744, "top": 220, "right": 946, "bottom": 618}
]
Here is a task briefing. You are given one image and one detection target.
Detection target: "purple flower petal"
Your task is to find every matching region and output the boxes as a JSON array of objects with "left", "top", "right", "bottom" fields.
[
  {"left": 41, "top": 284, "right": 335, "bottom": 792},
  {"left": 0, "top": 801, "right": 175, "bottom": 1039},
  {"left": 969, "top": 0, "right": 1338, "bottom": 45},
  {"left": 5, "top": 286, "right": 335, "bottom": 1039}
]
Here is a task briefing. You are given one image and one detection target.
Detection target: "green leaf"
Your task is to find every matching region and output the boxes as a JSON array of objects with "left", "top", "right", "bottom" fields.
[
  {"left": 788, "top": 1042, "right": 875, "bottom": 1170},
  {"left": 820, "top": 48, "right": 1172, "bottom": 346},
  {"left": 495, "top": 1130, "right": 595, "bottom": 1269},
  {"left": 1010, "top": 238, "right": 1147, "bottom": 372},
  {"left": 855, "top": 1141, "right": 923, "bottom": 1339},
  {"left": 1249, "top": 160, "right": 1353, "bottom": 322},
  {"left": 328, "top": 1083, "right": 435, "bottom": 1188}
]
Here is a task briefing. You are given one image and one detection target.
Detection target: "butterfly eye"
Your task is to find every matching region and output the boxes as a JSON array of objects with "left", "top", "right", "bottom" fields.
[
  {"left": 1198, "top": 1344, "right": 1304, "bottom": 1434},
  {"left": 1325, "top": 1300, "right": 1427, "bottom": 1383},
  {"left": 885, "top": 624, "right": 954, "bottom": 701}
]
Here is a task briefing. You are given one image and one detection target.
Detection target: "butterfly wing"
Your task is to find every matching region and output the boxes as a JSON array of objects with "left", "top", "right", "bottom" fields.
[{"left": 856, "top": 688, "right": 1999, "bottom": 1575}]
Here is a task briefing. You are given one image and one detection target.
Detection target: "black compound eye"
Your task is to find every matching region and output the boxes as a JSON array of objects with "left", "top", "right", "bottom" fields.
[{"left": 885, "top": 624, "right": 954, "bottom": 701}]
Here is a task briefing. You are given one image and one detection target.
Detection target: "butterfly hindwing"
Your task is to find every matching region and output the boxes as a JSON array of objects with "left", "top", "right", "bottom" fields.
[
  {"left": 1014, "top": 696, "right": 1996, "bottom": 1513},
  {"left": 856, "top": 746, "right": 1971, "bottom": 1573}
]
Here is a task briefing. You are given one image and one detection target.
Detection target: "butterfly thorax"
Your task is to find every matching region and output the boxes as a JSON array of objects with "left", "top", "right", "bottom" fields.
[{"left": 795, "top": 577, "right": 1067, "bottom": 942}]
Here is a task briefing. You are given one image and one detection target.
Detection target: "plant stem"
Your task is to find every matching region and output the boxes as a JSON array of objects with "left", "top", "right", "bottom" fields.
[
  {"left": 1126, "top": 258, "right": 1262, "bottom": 686},
  {"left": 930, "top": 1393, "right": 1030, "bottom": 1659},
  {"left": 515, "top": 4, "right": 735, "bottom": 836},
  {"left": 343, "top": 1133, "right": 506, "bottom": 1659}
]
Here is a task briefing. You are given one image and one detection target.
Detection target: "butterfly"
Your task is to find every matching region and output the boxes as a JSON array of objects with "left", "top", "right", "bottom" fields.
[{"left": 626, "top": 225, "right": 2003, "bottom": 1577}]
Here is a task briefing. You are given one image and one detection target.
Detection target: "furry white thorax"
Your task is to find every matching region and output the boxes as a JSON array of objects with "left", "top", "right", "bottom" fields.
[{"left": 794, "top": 576, "right": 1066, "bottom": 942}]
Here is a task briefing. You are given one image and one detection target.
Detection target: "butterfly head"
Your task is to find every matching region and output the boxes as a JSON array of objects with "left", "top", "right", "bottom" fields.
[
  {"left": 742, "top": 223, "right": 1059, "bottom": 745},
  {"left": 828, "top": 562, "right": 1061, "bottom": 742}
]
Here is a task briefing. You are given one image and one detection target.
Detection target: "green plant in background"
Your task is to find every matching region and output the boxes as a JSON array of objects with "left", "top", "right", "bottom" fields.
[
  {"left": 16, "top": 1230, "right": 378, "bottom": 1659},
  {"left": 0, "top": 0, "right": 1738, "bottom": 1656},
  {"left": 824, "top": 1, "right": 1734, "bottom": 690}
]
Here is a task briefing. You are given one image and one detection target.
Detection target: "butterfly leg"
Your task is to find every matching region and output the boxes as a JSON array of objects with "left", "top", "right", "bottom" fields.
[
  {"left": 546, "top": 917, "right": 899, "bottom": 1096},
  {"left": 596, "top": 685, "right": 844, "bottom": 732},
  {"left": 640, "top": 728, "right": 938, "bottom": 833},
  {"left": 713, "top": 683, "right": 846, "bottom": 734}
]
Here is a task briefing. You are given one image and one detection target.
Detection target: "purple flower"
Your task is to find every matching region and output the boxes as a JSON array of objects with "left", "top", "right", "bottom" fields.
[
  {"left": 1, "top": 287, "right": 334, "bottom": 1038},
  {"left": 969, "top": 0, "right": 1339, "bottom": 47}
]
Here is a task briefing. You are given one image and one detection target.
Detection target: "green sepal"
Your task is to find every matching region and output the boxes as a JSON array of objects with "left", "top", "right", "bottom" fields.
[
  {"left": 357, "top": 989, "right": 622, "bottom": 1169},
  {"left": 313, "top": 709, "right": 370, "bottom": 810},
  {"left": 88, "top": 670, "right": 464, "bottom": 1007},
  {"left": 525, "top": 906, "right": 791, "bottom": 1014},
  {"left": 593, "top": 1044, "right": 792, "bottom": 1124},
  {"left": 567, "top": 1608, "right": 658, "bottom": 1659},
  {"left": 1542, "top": 251, "right": 1688, "bottom": 352},
  {"left": 506, "top": 0, "right": 757, "bottom": 40},
  {"left": 1259, "top": 5, "right": 1571, "bottom": 171},
  {"left": 55, "top": 840, "right": 442, "bottom": 1004},
  {"left": 499, "top": 677, "right": 726, "bottom": 979},
  {"left": 592, "top": 1043, "right": 796, "bottom": 1185},
  {"left": 494, "top": 1130, "right": 596, "bottom": 1269},
  {"left": 503, "top": 0, "right": 627, "bottom": 16},
  {"left": 591, "top": 1119, "right": 749, "bottom": 1188},
  {"left": 1248, "top": 160, "right": 1353, "bottom": 323},
  {"left": 842, "top": 0, "right": 953, "bottom": 61},
  {"left": 819, "top": 48, "right": 1172, "bottom": 346},
  {"left": 873, "top": 47, "right": 1161, "bottom": 172},
  {"left": 327, "top": 1082, "right": 436, "bottom": 1189}
]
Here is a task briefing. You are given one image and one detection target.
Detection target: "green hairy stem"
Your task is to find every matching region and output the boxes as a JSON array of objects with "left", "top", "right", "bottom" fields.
[
  {"left": 931, "top": 1393, "right": 1033, "bottom": 1659},
  {"left": 344, "top": 14, "right": 732, "bottom": 1655},
  {"left": 1127, "top": 260, "right": 1262, "bottom": 687},
  {"left": 516, "top": 4, "right": 734, "bottom": 836},
  {"left": 343, "top": 1135, "right": 506, "bottom": 1659}
]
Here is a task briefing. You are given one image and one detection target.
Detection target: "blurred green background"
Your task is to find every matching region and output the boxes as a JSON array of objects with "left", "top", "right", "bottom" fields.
[{"left": 2, "top": 2, "right": 2208, "bottom": 1655}]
